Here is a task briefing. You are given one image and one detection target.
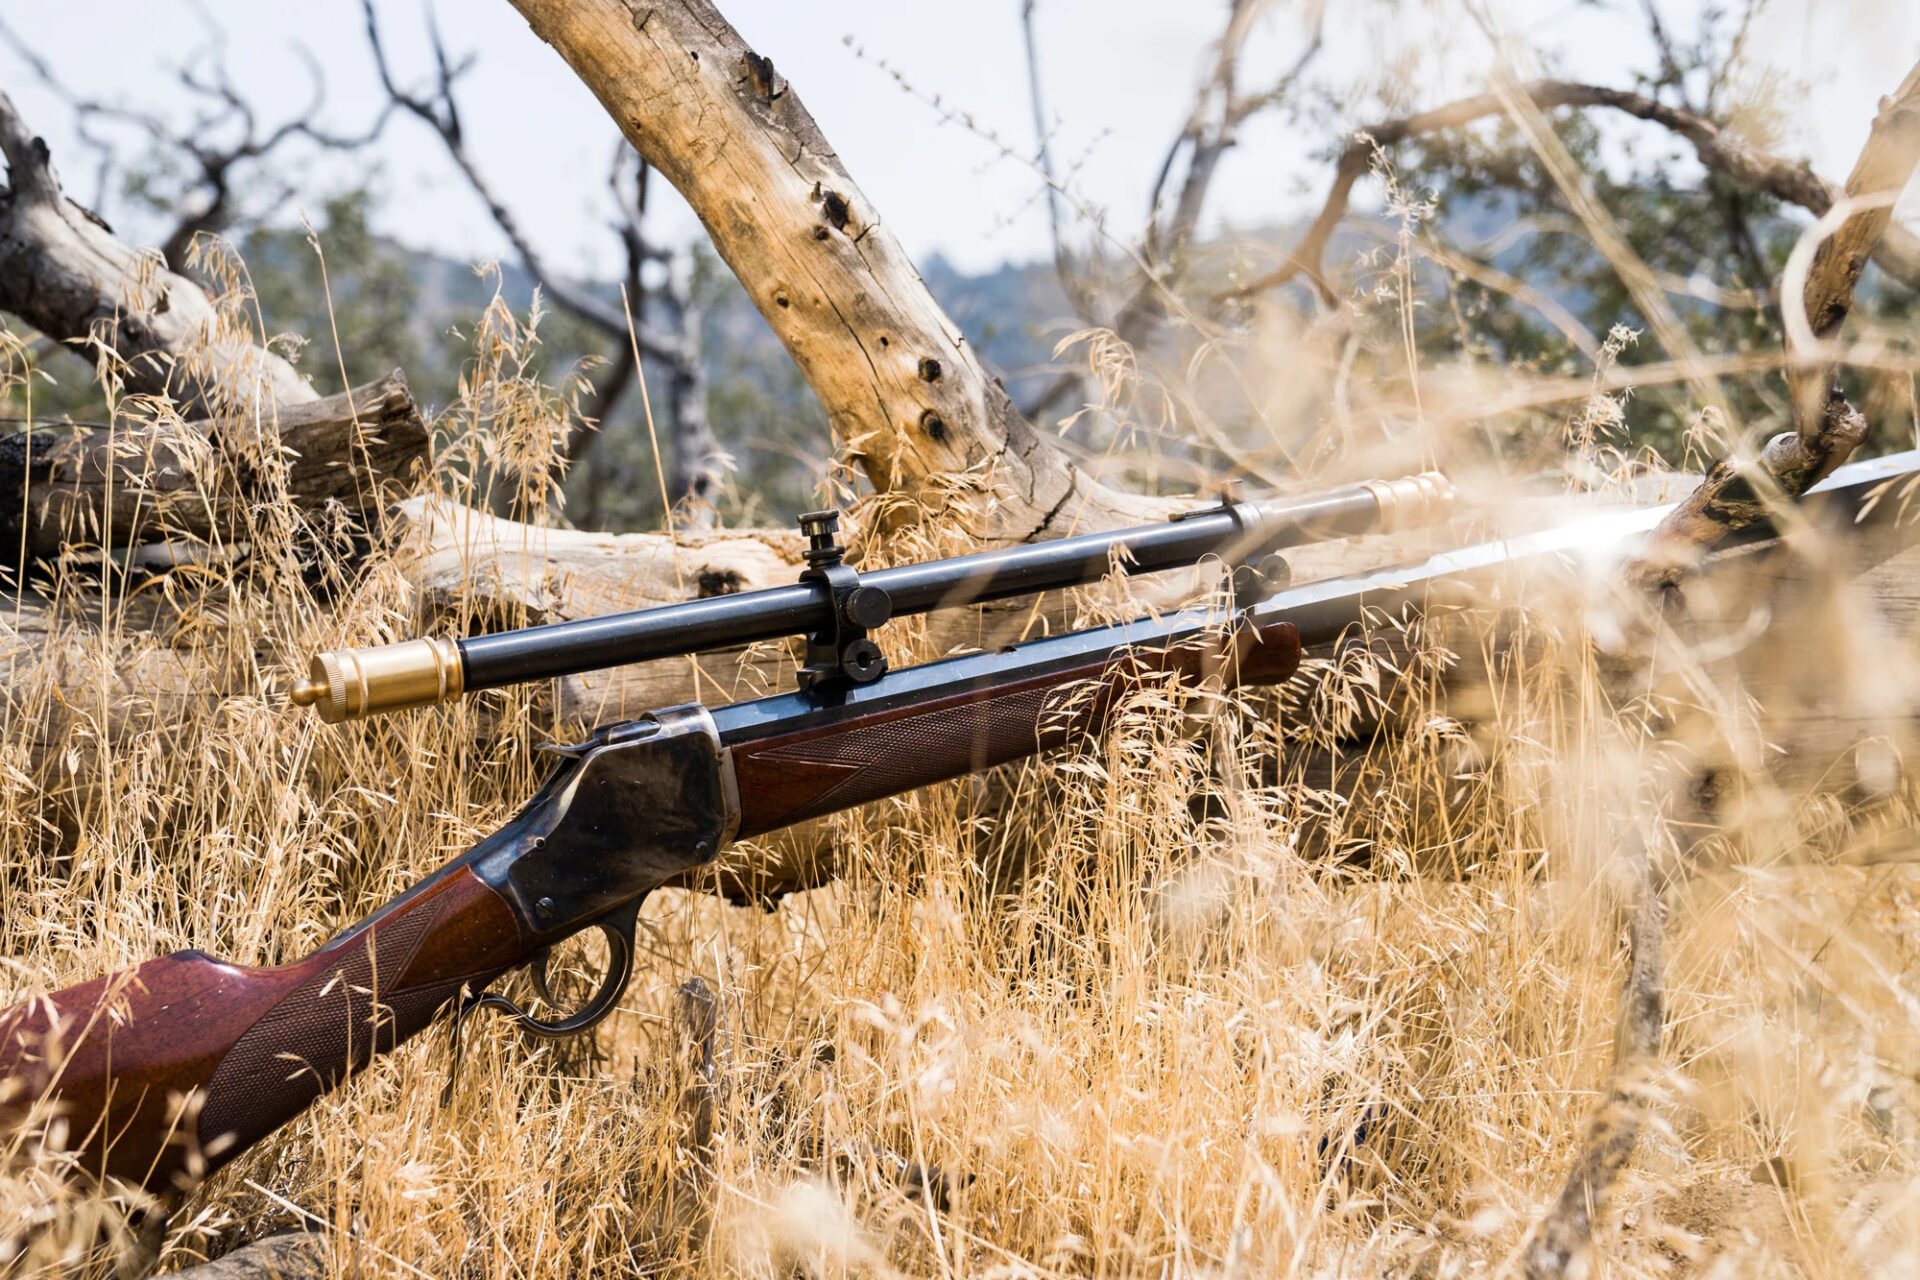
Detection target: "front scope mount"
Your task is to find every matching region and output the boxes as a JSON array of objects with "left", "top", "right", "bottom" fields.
[{"left": 793, "top": 509, "right": 892, "bottom": 691}]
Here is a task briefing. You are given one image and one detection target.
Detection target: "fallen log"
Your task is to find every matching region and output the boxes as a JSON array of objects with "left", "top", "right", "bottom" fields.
[
  {"left": 0, "top": 372, "right": 427, "bottom": 569},
  {"left": 164, "top": 1230, "right": 329, "bottom": 1280}
]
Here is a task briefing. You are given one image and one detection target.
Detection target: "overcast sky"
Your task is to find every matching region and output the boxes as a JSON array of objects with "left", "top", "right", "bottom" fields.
[{"left": 0, "top": 0, "right": 1914, "bottom": 277}]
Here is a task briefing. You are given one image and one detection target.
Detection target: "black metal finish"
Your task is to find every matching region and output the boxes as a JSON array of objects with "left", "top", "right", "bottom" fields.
[
  {"left": 445, "top": 898, "right": 639, "bottom": 1057},
  {"left": 434, "top": 450, "right": 1915, "bottom": 1084},
  {"left": 452, "top": 452, "right": 1913, "bottom": 704},
  {"left": 1263, "top": 448, "right": 1920, "bottom": 650},
  {"left": 467, "top": 704, "right": 736, "bottom": 947},
  {"left": 1230, "top": 552, "right": 1293, "bottom": 609},
  {"left": 795, "top": 508, "right": 893, "bottom": 690},
  {"left": 455, "top": 482, "right": 1396, "bottom": 695},
  {"left": 429, "top": 704, "right": 739, "bottom": 1085},
  {"left": 710, "top": 448, "right": 1920, "bottom": 746},
  {"left": 798, "top": 510, "right": 847, "bottom": 567}
]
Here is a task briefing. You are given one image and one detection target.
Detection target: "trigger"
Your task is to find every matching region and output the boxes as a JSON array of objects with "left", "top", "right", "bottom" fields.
[{"left": 530, "top": 949, "right": 558, "bottom": 1008}]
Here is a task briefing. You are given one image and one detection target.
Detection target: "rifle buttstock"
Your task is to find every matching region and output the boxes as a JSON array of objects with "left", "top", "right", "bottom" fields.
[{"left": 0, "top": 867, "right": 523, "bottom": 1194}]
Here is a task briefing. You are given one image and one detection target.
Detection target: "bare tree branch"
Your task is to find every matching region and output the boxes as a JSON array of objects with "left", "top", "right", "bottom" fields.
[
  {"left": 1019, "top": 0, "right": 1097, "bottom": 327},
  {"left": 1118, "top": 0, "right": 1323, "bottom": 338},
  {"left": 359, "top": 0, "right": 684, "bottom": 366},
  {"left": 572, "top": 144, "right": 726, "bottom": 516},
  {"left": 565, "top": 141, "right": 653, "bottom": 487},
  {"left": 659, "top": 254, "right": 725, "bottom": 525},
  {"left": 363, "top": 0, "right": 723, "bottom": 500},
  {"left": 1637, "top": 0, "right": 1692, "bottom": 108},
  {"left": 1024, "top": 0, "right": 1324, "bottom": 421},
  {"left": 0, "top": 15, "right": 392, "bottom": 274},
  {"left": 1227, "top": 78, "right": 1920, "bottom": 306},
  {"left": 1629, "top": 60, "right": 1920, "bottom": 587},
  {"left": 1785, "top": 61, "right": 1920, "bottom": 434},
  {"left": 1703, "top": 0, "right": 1764, "bottom": 118}
]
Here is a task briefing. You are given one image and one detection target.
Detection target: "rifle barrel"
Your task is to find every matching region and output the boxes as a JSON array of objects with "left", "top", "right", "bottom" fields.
[
  {"left": 1262, "top": 447, "right": 1920, "bottom": 649},
  {"left": 289, "top": 473, "right": 1454, "bottom": 722}
]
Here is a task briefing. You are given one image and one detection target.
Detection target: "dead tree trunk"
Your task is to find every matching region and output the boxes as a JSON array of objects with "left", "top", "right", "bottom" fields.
[
  {"left": 1629, "top": 61, "right": 1920, "bottom": 585},
  {"left": 663, "top": 251, "right": 725, "bottom": 526},
  {"left": 0, "top": 87, "right": 314, "bottom": 414},
  {"left": 507, "top": 0, "right": 1165, "bottom": 542}
]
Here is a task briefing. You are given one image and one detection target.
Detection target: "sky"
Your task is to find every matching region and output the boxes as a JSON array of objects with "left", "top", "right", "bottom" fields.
[{"left": 0, "top": 0, "right": 1914, "bottom": 278}]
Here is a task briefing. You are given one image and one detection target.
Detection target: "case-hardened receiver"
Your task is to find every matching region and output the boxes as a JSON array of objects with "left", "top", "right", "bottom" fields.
[{"left": 444, "top": 704, "right": 737, "bottom": 1065}]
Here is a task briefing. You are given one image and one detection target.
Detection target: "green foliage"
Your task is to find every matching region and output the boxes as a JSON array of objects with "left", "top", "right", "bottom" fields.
[
  {"left": 242, "top": 188, "right": 428, "bottom": 401},
  {"left": 1391, "top": 109, "right": 1796, "bottom": 462}
]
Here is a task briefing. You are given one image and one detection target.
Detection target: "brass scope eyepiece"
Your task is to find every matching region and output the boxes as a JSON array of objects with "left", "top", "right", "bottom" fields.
[
  {"left": 1358, "top": 471, "right": 1456, "bottom": 533},
  {"left": 287, "top": 637, "right": 464, "bottom": 725}
]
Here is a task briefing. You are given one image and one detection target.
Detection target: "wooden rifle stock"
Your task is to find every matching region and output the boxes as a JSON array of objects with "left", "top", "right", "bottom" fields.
[
  {"left": 0, "top": 867, "right": 524, "bottom": 1192},
  {"left": 18, "top": 449, "right": 1913, "bottom": 1199},
  {"left": 728, "top": 618, "right": 1301, "bottom": 837},
  {"left": 1, "top": 613, "right": 1301, "bottom": 1196}
]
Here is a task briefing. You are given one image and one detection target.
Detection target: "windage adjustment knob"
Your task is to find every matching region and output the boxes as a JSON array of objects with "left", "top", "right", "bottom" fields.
[{"left": 842, "top": 583, "right": 892, "bottom": 629}]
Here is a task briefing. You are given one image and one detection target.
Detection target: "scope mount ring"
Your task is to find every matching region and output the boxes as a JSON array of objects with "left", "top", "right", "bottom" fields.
[{"left": 794, "top": 509, "right": 893, "bottom": 691}]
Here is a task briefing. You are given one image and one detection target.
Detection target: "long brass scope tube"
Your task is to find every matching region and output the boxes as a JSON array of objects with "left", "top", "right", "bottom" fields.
[{"left": 290, "top": 472, "right": 1454, "bottom": 722}]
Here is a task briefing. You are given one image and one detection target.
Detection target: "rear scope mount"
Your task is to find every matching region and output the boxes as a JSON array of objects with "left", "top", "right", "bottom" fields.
[{"left": 289, "top": 472, "right": 1456, "bottom": 723}]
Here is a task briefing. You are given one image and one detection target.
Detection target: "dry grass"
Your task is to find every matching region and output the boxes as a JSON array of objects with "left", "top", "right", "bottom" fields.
[{"left": 5, "top": 189, "right": 1920, "bottom": 1280}]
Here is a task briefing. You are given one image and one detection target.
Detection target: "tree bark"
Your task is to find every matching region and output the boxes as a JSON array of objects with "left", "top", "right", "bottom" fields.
[
  {"left": 0, "top": 87, "right": 314, "bottom": 415},
  {"left": 1630, "top": 60, "right": 1920, "bottom": 587},
  {"left": 1784, "top": 62, "right": 1920, "bottom": 433},
  {"left": 505, "top": 0, "right": 1163, "bottom": 542},
  {"left": 164, "top": 1231, "right": 329, "bottom": 1280},
  {"left": 663, "top": 257, "right": 725, "bottom": 525},
  {"left": 0, "top": 372, "right": 426, "bottom": 565}
]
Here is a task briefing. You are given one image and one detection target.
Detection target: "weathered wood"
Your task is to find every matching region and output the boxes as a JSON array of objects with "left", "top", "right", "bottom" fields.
[
  {"left": 396, "top": 494, "right": 803, "bottom": 624},
  {"left": 1630, "top": 60, "right": 1920, "bottom": 586},
  {"left": 1787, "top": 60, "right": 1920, "bottom": 430},
  {"left": 393, "top": 495, "right": 808, "bottom": 720},
  {"left": 166, "top": 1231, "right": 329, "bottom": 1280},
  {"left": 506, "top": 0, "right": 1166, "bottom": 542},
  {"left": 0, "top": 372, "right": 426, "bottom": 565},
  {"left": 0, "top": 87, "right": 314, "bottom": 414}
]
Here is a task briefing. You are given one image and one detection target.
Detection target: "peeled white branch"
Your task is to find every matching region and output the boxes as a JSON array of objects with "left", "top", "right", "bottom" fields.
[{"left": 0, "top": 86, "right": 315, "bottom": 414}]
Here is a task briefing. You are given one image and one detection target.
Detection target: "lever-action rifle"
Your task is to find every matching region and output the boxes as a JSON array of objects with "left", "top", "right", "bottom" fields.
[{"left": 1, "top": 456, "right": 1910, "bottom": 1198}]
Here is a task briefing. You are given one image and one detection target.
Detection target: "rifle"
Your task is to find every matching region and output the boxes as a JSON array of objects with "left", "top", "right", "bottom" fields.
[{"left": 0, "top": 456, "right": 1909, "bottom": 1198}]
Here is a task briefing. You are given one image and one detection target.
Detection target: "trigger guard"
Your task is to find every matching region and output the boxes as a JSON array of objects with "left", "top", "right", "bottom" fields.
[{"left": 516, "top": 905, "right": 638, "bottom": 1040}]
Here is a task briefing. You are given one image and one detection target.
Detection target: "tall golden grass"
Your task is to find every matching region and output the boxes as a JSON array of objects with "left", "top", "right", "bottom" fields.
[{"left": 4, "top": 183, "right": 1920, "bottom": 1280}]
